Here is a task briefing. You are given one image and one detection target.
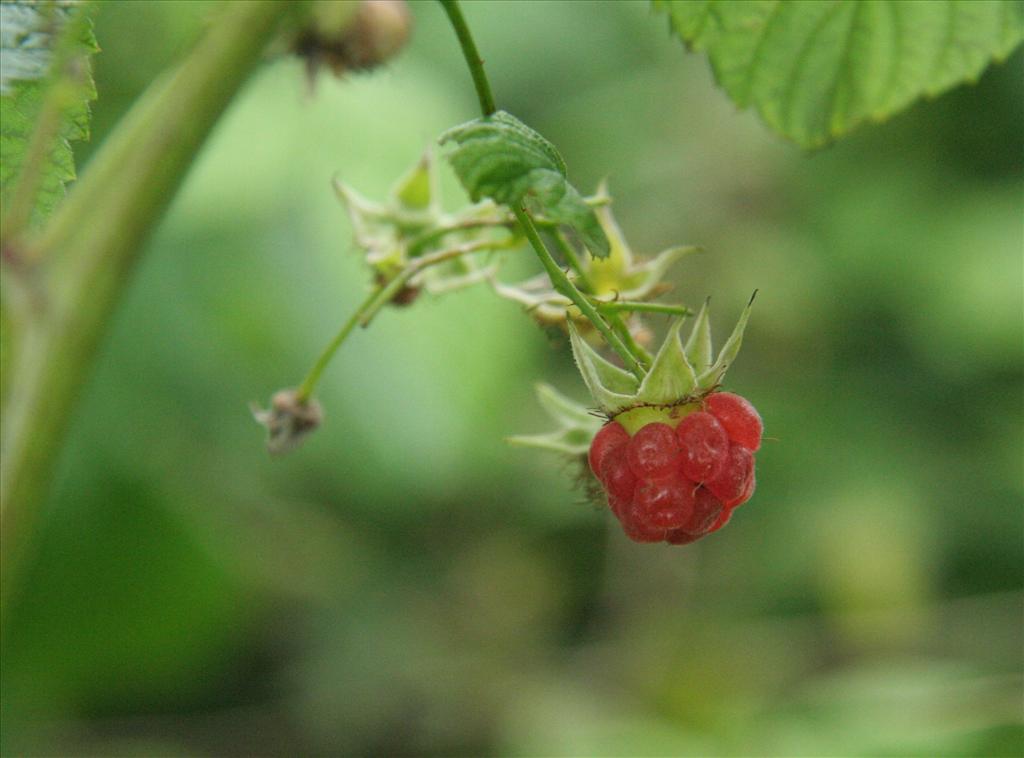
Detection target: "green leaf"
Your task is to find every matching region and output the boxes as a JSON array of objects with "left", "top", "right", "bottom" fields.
[
  {"left": 655, "top": 0, "right": 1024, "bottom": 147},
  {"left": 439, "top": 110, "right": 610, "bottom": 257},
  {"left": 1, "top": 0, "right": 98, "bottom": 230}
]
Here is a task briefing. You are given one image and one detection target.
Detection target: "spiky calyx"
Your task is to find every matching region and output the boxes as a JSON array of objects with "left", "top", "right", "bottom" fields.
[{"left": 569, "top": 294, "right": 755, "bottom": 429}]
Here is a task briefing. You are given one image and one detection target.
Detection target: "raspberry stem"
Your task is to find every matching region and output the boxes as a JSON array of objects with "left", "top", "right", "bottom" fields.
[
  {"left": 551, "top": 228, "right": 653, "bottom": 370},
  {"left": 549, "top": 229, "right": 592, "bottom": 287},
  {"left": 405, "top": 216, "right": 514, "bottom": 258},
  {"left": 439, "top": 0, "right": 647, "bottom": 380},
  {"left": 513, "top": 206, "right": 645, "bottom": 379},
  {"left": 438, "top": 0, "right": 497, "bottom": 117},
  {"left": 295, "top": 238, "right": 517, "bottom": 402},
  {"left": 595, "top": 301, "right": 693, "bottom": 317}
]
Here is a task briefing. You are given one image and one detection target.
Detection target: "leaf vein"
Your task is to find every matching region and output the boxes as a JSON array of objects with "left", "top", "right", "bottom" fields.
[{"left": 739, "top": 0, "right": 784, "bottom": 105}]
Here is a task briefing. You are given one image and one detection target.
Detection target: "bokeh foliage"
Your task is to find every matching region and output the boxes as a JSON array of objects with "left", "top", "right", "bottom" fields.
[{"left": 1, "top": 1, "right": 1021, "bottom": 755}]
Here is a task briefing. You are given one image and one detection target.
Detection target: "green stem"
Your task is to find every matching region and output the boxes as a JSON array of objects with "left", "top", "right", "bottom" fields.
[
  {"left": 512, "top": 206, "right": 644, "bottom": 379},
  {"left": 595, "top": 301, "right": 693, "bottom": 317},
  {"left": 406, "top": 216, "right": 512, "bottom": 257},
  {"left": 548, "top": 229, "right": 592, "bottom": 290},
  {"left": 0, "top": 0, "right": 304, "bottom": 615},
  {"left": 295, "top": 239, "right": 512, "bottom": 401},
  {"left": 551, "top": 229, "right": 653, "bottom": 368},
  {"left": 295, "top": 286, "right": 381, "bottom": 403},
  {"left": 438, "top": 0, "right": 644, "bottom": 379},
  {"left": 609, "top": 317, "right": 653, "bottom": 369},
  {"left": 438, "top": 0, "right": 496, "bottom": 117}
]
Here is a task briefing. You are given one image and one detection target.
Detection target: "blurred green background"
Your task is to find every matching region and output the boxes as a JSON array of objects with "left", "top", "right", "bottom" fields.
[{"left": 2, "top": 1, "right": 1022, "bottom": 755}]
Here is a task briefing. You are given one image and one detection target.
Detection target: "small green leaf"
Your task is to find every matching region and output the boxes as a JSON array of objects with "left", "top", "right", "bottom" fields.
[
  {"left": 655, "top": 0, "right": 1024, "bottom": 147},
  {"left": 636, "top": 318, "right": 698, "bottom": 405},
  {"left": 699, "top": 292, "right": 756, "bottom": 389},
  {"left": 568, "top": 322, "right": 638, "bottom": 414},
  {"left": 1, "top": 1, "right": 98, "bottom": 229},
  {"left": 439, "top": 110, "right": 610, "bottom": 257},
  {"left": 683, "top": 298, "right": 713, "bottom": 375}
]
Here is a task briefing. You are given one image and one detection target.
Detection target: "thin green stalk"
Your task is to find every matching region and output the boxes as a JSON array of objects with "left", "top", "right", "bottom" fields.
[
  {"left": 513, "top": 206, "right": 644, "bottom": 379},
  {"left": 0, "top": 0, "right": 304, "bottom": 615},
  {"left": 438, "top": 0, "right": 644, "bottom": 379},
  {"left": 296, "top": 286, "right": 381, "bottom": 403},
  {"left": 360, "top": 239, "right": 511, "bottom": 325},
  {"left": 296, "top": 239, "right": 513, "bottom": 401},
  {"left": 548, "top": 229, "right": 592, "bottom": 289},
  {"left": 609, "top": 316, "right": 653, "bottom": 369},
  {"left": 406, "top": 217, "right": 512, "bottom": 257},
  {"left": 438, "top": 0, "right": 496, "bottom": 117},
  {"left": 595, "top": 301, "right": 693, "bottom": 317},
  {"left": 551, "top": 229, "right": 652, "bottom": 368}
]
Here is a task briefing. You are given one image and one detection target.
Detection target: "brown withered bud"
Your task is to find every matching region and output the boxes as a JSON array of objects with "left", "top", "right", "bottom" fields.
[
  {"left": 374, "top": 271, "right": 421, "bottom": 307},
  {"left": 252, "top": 389, "right": 323, "bottom": 455},
  {"left": 295, "top": 0, "right": 412, "bottom": 82}
]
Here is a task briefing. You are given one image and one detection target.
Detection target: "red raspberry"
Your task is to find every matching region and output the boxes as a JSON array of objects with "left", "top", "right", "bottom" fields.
[
  {"left": 625, "top": 423, "right": 681, "bottom": 478},
  {"left": 688, "top": 486, "right": 725, "bottom": 533},
  {"left": 620, "top": 517, "right": 667, "bottom": 543},
  {"left": 587, "top": 392, "right": 762, "bottom": 546},
  {"left": 731, "top": 470, "right": 756, "bottom": 508},
  {"left": 706, "top": 505, "right": 733, "bottom": 534},
  {"left": 675, "top": 411, "right": 729, "bottom": 482},
  {"left": 607, "top": 492, "right": 631, "bottom": 521},
  {"left": 665, "top": 529, "right": 701, "bottom": 545},
  {"left": 589, "top": 421, "right": 630, "bottom": 479},
  {"left": 664, "top": 486, "right": 723, "bottom": 542},
  {"left": 705, "top": 444, "right": 754, "bottom": 506},
  {"left": 599, "top": 450, "right": 637, "bottom": 504},
  {"left": 705, "top": 392, "right": 762, "bottom": 451},
  {"left": 633, "top": 472, "right": 696, "bottom": 529}
]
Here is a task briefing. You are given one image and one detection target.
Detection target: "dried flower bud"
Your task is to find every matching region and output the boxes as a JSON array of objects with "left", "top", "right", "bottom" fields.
[
  {"left": 252, "top": 389, "right": 323, "bottom": 455},
  {"left": 374, "top": 271, "right": 421, "bottom": 306},
  {"left": 295, "top": 0, "right": 411, "bottom": 82}
]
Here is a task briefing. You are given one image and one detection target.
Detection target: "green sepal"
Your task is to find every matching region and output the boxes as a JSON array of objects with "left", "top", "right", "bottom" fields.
[
  {"left": 565, "top": 293, "right": 756, "bottom": 417},
  {"left": 568, "top": 322, "right": 637, "bottom": 414},
  {"left": 698, "top": 291, "right": 756, "bottom": 389},
  {"left": 333, "top": 179, "right": 388, "bottom": 239},
  {"left": 506, "top": 382, "right": 601, "bottom": 456},
  {"left": 635, "top": 317, "right": 697, "bottom": 405},
  {"left": 683, "top": 297, "right": 712, "bottom": 375},
  {"left": 534, "top": 381, "right": 597, "bottom": 428},
  {"left": 635, "top": 244, "right": 700, "bottom": 285},
  {"left": 507, "top": 428, "right": 595, "bottom": 456},
  {"left": 391, "top": 150, "right": 437, "bottom": 212}
]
